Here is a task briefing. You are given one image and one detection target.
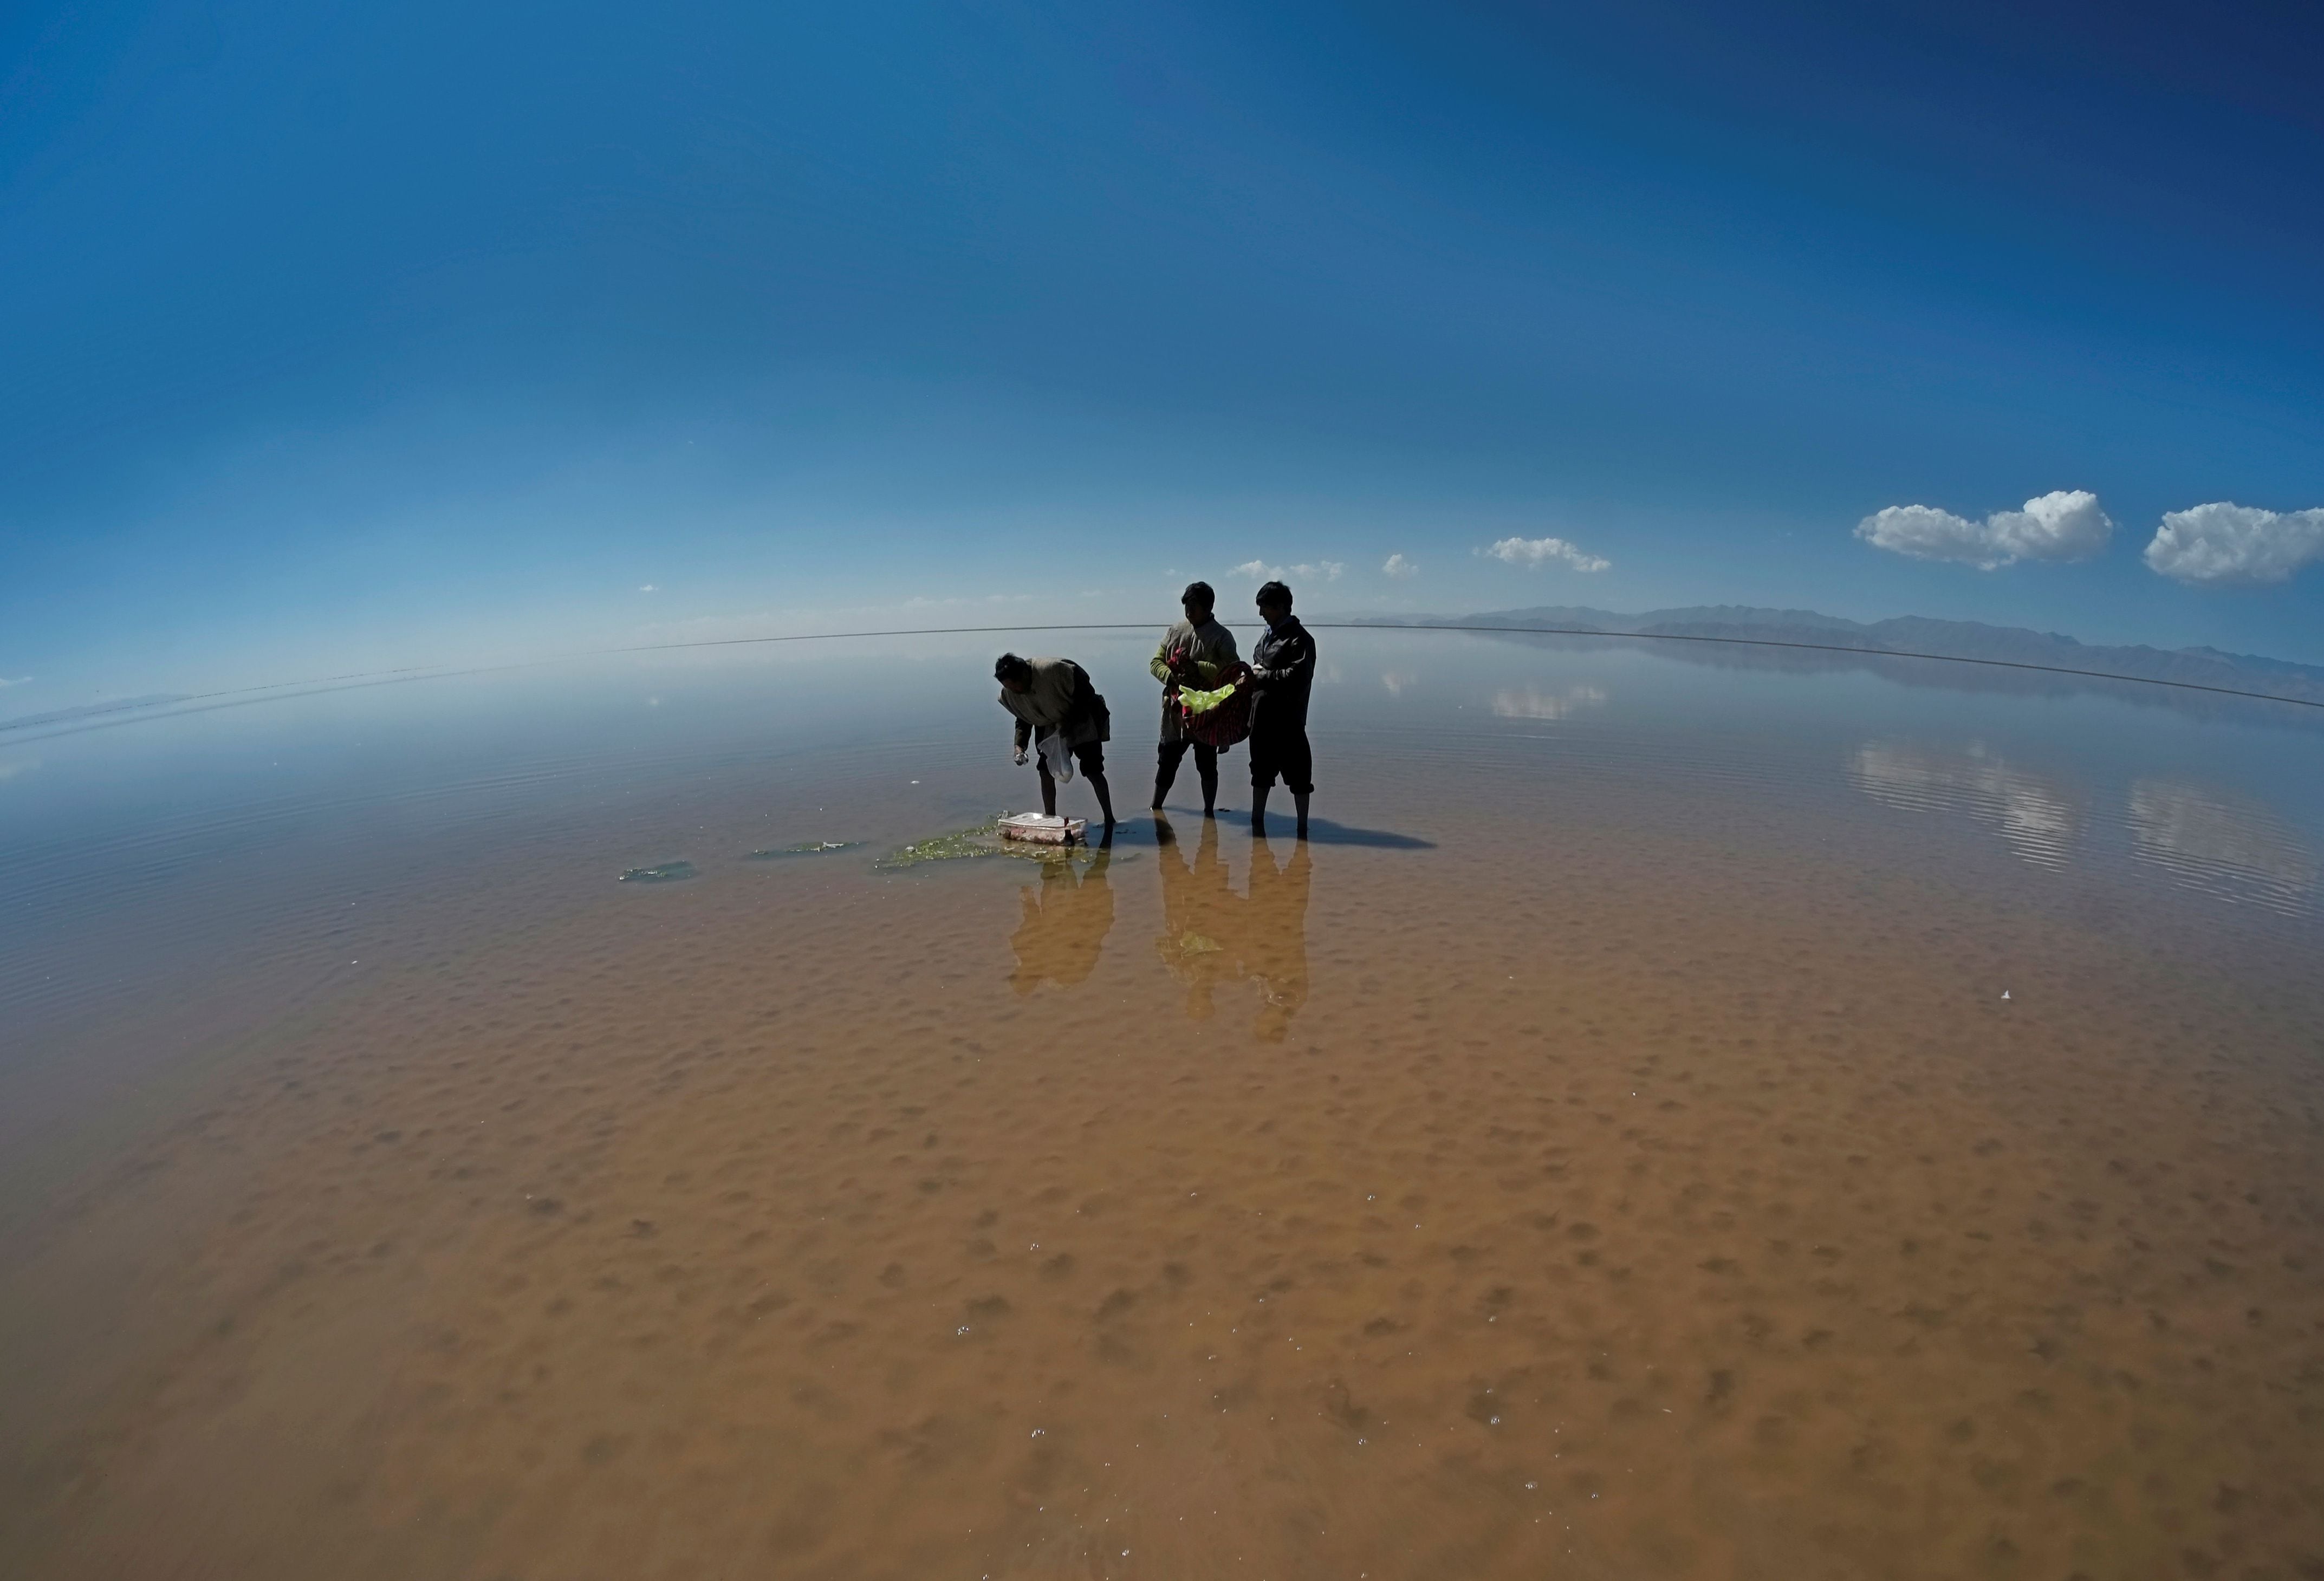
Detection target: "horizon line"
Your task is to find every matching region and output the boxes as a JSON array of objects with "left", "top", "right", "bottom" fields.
[{"left": 5, "top": 619, "right": 2319, "bottom": 745}]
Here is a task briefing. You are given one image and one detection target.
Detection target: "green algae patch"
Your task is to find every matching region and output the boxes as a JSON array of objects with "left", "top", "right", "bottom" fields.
[
  {"left": 618, "top": 861, "right": 697, "bottom": 883},
  {"left": 745, "top": 840, "right": 865, "bottom": 861},
  {"left": 874, "top": 823, "right": 1004, "bottom": 870},
  {"left": 875, "top": 822, "right": 1131, "bottom": 872}
]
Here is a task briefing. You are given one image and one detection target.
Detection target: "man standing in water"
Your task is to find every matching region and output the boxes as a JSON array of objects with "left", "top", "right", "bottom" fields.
[
  {"left": 995, "top": 653, "right": 1116, "bottom": 832},
  {"left": 1243, "top": 580, "right": 1315, "bottom": 840},
  {"left": 1150, "top": 580, "right": 1239, "bottom": 818}
]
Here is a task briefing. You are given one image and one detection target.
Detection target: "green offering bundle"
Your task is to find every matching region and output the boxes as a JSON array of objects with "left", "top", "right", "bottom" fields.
[{"left": 1177, "top": 680, "right": 1241, "bottom": 714}]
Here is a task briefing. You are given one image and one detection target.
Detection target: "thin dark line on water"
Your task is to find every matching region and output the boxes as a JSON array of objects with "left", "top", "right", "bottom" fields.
[
  {"left": 0, "top": 670, "right": 543, "bottom": 743},
  {"left": 5, "top": 621, "right": 2318, "bottom": 742}
]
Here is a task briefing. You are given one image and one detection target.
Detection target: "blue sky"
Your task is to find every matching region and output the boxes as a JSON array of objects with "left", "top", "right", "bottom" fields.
[{"left": 5, "top": 0, "right": 2322, "bottom": 698}]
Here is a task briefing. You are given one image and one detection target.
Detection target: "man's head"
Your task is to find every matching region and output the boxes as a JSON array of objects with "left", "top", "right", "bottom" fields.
[
  {"left": 1180, "top": 581, "right": 1216, "bottom": 620},
  {"left": 1255, "top": 580, "right": 1293, "bottom": 628},
  {"left": 994, "top": 653, "right": 1034, "bottom": 693}
]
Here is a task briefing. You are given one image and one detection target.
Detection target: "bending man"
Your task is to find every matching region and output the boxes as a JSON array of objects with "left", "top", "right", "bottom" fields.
[
  {"left": 1149, "top": 580, "right": 1239, "bottom": 817},
  {"left": 1243, "top": 580, "right": 1315, "bottom": 840},
  {"left": 995, "top": 653, "right": 1117, "bottom": 832}
]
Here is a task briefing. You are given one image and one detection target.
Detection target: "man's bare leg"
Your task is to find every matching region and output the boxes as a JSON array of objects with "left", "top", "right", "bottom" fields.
[{"left": 1152, "top": 740, "right": 1184, "bottom": 810}]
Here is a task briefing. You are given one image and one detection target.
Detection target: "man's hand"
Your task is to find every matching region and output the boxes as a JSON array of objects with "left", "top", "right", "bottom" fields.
[{"left": 1013, "top": 749, "right": 1029, "bottom": 766}]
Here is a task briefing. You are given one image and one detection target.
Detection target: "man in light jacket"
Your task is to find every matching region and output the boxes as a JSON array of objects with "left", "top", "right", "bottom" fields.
[
  {"left": 995, "top": 653, "right": 1116, "bottom": 831},
  {"left": 1148, "top": 580, "right": 1239, "bottom": 817}
]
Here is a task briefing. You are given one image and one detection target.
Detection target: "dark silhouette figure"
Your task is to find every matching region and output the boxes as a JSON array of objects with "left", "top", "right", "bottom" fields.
[
  {"left": 1244, "top": 581, "right": 1315, "bottom": 839},
  {"left": 995, "top": 653, "right": 1116, "bottom": 830},
  {"left": 1150, "top": 581, "right": 1239, "bottom": 817}
]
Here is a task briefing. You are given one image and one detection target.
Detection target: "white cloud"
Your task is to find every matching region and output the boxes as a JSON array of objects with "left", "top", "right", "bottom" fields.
[
  {"left": 1382, "top": 553, "right": 1418, "bottom": 580},
  {"left": 1855, "top": 490, "right": 2113, "bottom": 570},
  {"left": 0, "top": 758, "right": 37, "bottom": 783},
  {"left": 638, "top": 584, "right": 657, "bottom": 592},
  {"left": 2141, "top": 502, "right": 2324, "bottom": 587},
  {"left": 1232, "top": 559, "right": 1344, "bottom": 584},
  {"left": 1484, "top": 536, "right": 1611, "bottom": 573},
  {"left": 0, "top": 676, "right": 29, "bottom": 687},
  {"left": 901, "top": 593, "right": 1037, "bottom": 609},
  {"left": 1492, "top": 684, "right": 1607, "bottom": 720}
]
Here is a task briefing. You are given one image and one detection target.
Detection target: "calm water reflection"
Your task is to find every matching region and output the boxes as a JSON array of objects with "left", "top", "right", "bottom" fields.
[
  {"left": 2126, "top": 777, "right": 2318, "bottom": 916},
  {"left": 1847, "top": 740, "right": 2085, "bottom": 868},
  {"left": 1490, "top": 681, "right": 1609, "bottom": 721},
  {"left": 1151, "top": 812, "right": 1312, "bottom": 1040},
  {"left": 1842, "top": 736, "right": 2319, "bottom": 913},
  {"left": 1008, "top": 849, "right": 1117, "bottom": 993},
  {"left": 2, "top": 628, "right": 2321, "bottom": 1580}
]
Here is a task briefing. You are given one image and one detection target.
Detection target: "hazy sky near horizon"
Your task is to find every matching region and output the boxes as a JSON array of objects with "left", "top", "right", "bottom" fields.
[{"left": 6, "top": 0, "right": 2323, "bottom": 696}]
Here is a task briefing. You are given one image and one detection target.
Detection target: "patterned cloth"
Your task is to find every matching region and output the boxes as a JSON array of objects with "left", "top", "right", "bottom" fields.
[{"left": 1174, "top": 665, "right": 1252, "bottom": 749}]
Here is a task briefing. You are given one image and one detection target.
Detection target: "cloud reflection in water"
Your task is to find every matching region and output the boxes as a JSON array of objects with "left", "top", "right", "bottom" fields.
[
  {"left": 1490, "top": 684, "right": 1607, "bottom": 721},
  {"left": 2127, "top": 780, "right": 2317, "bottom": 916},
  {"left": 1847, "top": 741, "right": 2082, "bottom": 869}
]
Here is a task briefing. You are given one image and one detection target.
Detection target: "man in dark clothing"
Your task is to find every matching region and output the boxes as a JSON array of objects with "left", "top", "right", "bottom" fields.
[
  {"left": 1149, "top": 580, "right": 1239, "bottom": 817},
  {"left": 995, "top": 653, "right": 1117, "bottom": 831},
  {"left": 1243, "top": 580, "right": 1315, "bottom": 839}
]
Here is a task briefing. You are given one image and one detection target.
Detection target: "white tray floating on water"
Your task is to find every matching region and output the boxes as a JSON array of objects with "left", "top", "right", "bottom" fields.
[{"left": 997, "top": 812, "right": 1087, "bottom": 846}]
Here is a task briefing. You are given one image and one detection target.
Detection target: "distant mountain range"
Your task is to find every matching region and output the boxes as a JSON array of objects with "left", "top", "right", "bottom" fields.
[{"left": 1335, "top": 605, "right": 2324, "bottom": 707}]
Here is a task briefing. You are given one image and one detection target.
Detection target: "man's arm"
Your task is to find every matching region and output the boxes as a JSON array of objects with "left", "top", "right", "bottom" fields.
[{"left": 1247, "top": 629, "right": 1313, "bottom": 684}]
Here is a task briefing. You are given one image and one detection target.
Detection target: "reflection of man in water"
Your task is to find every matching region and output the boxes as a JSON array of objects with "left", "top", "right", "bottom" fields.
[
  {"left": 1153, "top": 812, "right": 1310, "bottom": 1037},
  {"left": 1154, "top": 812, "right": 1239, "bottom": 1018},
  {"left": 1243, "top": 832, "right": 1311, "bottom": 1042},
  {"left": 1008, "top": 850, "right": 1114, "bottom": 994}
]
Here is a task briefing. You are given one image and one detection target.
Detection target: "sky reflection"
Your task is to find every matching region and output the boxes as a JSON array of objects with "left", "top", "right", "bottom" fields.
[
  {"left": 2127, "top": 780, "right": 2318, "bottom": 917},
  {"left": 1847, "top": 741, "right": 2083, "bottom": 869}
]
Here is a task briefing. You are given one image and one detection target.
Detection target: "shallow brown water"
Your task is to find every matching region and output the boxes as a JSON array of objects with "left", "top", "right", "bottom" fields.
[{"left": 2, "top": 632, "right": 2320, "bottom": 1579}]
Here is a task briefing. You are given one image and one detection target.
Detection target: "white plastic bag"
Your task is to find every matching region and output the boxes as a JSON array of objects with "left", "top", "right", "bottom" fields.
[{"left": 1037, "top": 732, "right": 1075, "bottom": 784}]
